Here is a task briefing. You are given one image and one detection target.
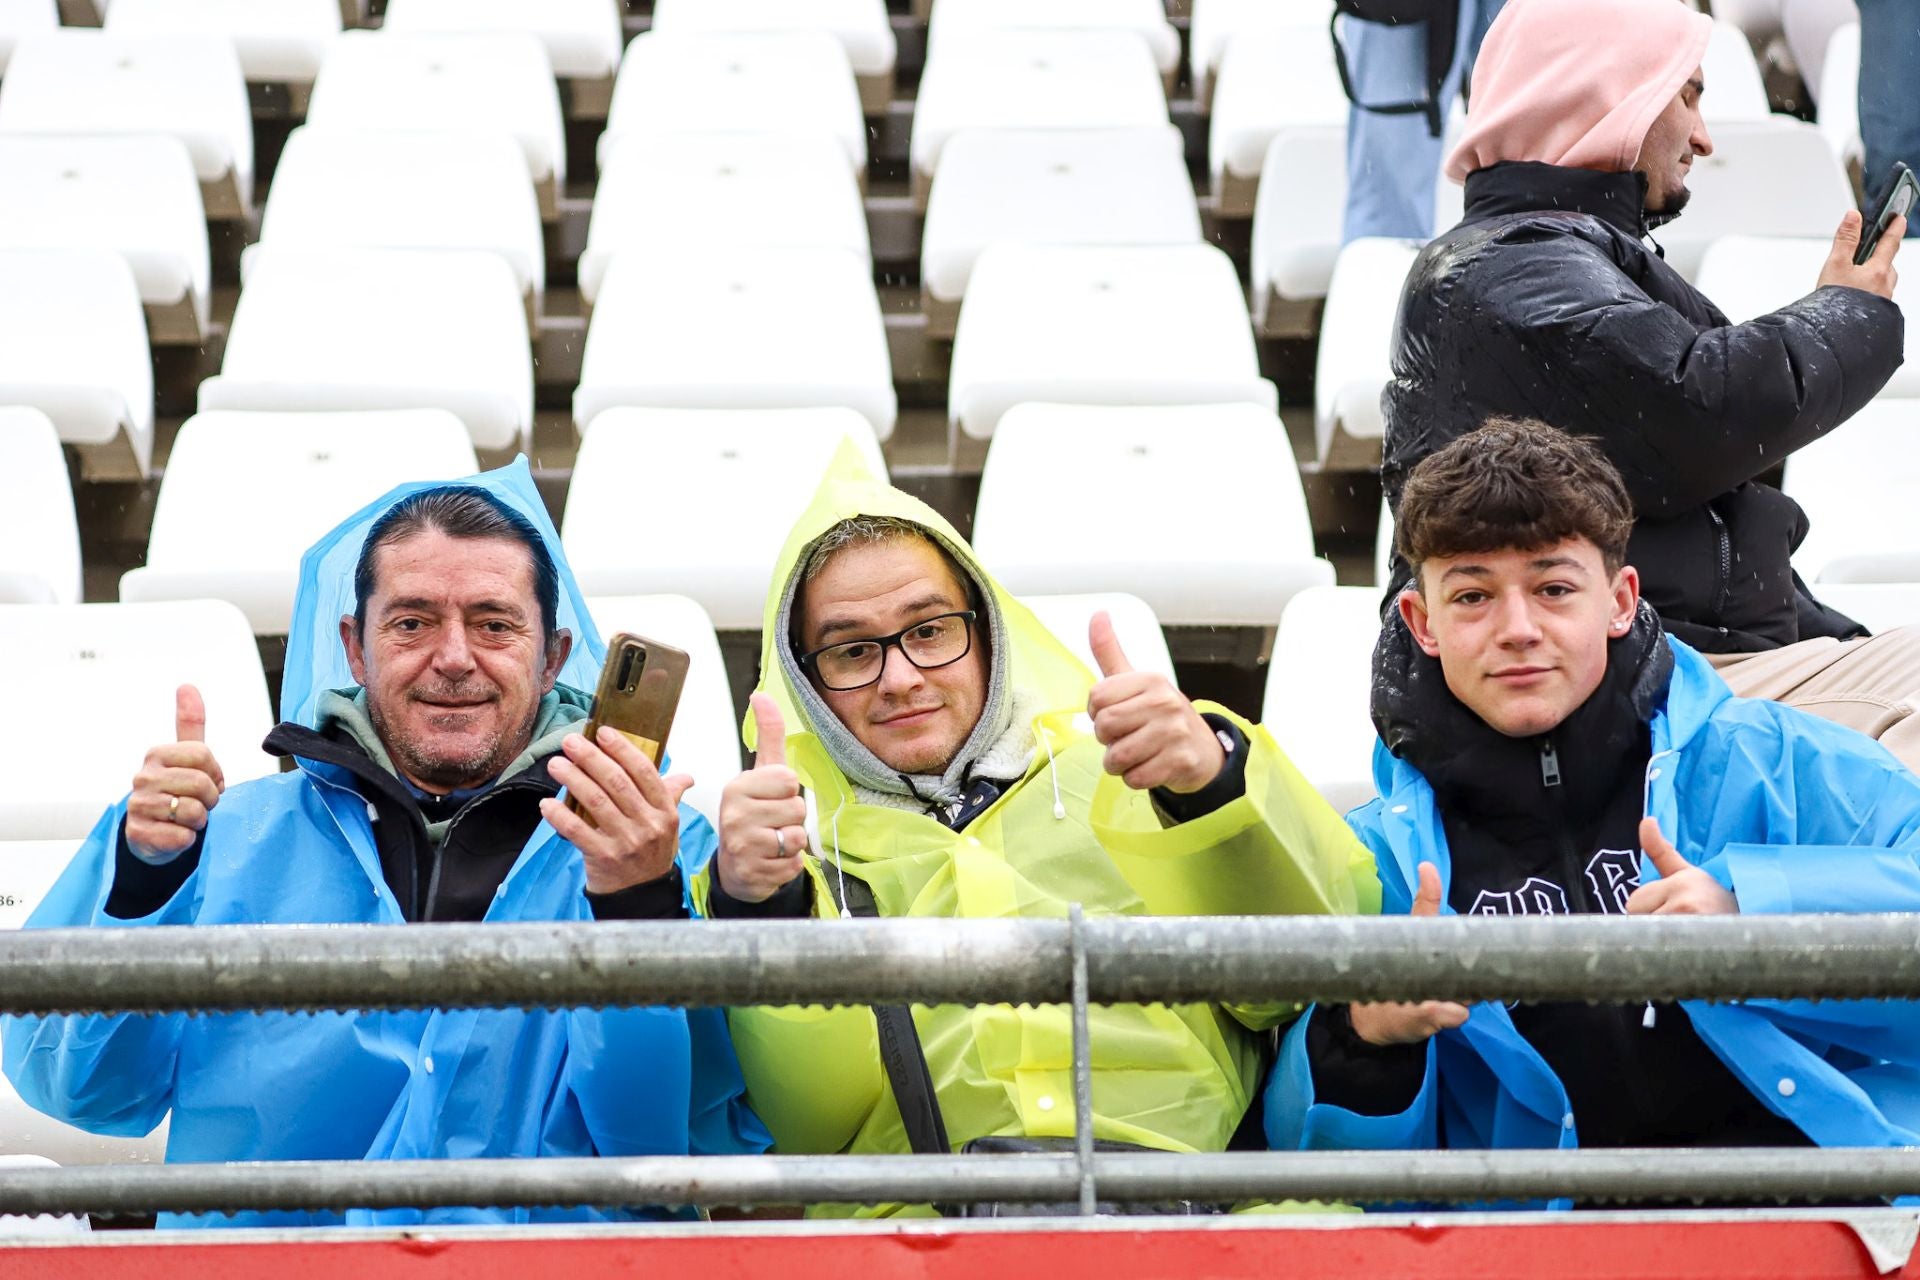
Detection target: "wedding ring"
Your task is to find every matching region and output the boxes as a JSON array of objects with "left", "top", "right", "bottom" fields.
[
  {"left": 776, "top": 828, "right": 789, "bottom": 857},
  {"left": 167, "top": 794, "right": 180, "bottom": 823}
]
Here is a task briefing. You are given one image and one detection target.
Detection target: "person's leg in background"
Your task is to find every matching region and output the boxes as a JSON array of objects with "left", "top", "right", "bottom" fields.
[
  {"left": 1342, "top": 0, "right": 1507, "bottom": 243},
  {"left": 1856, "top": 0, "right": 1920, "bottom": 222}
]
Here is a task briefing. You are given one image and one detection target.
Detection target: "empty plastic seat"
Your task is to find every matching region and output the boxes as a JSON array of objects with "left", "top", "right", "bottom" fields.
[
  {"left": 650, "top": 0, "right": 896, "bottom": 115},
  {"left": 0, "top": 0, "right": 55, "bottom": 78},
  {"left": 1189, "top": 0, "right": 1331, "bottom": 111},
  {"left": 1697, "top": 235, "right": 1920, "bottom": 397},
  {"left": 1702, "top": 18, "right": 1773, "bottom": 122},
  {"left": 0, "top": 599, "right": 277, "bottom": 840},
  {"left": 1784, "top": 400, "right": 1920, "bottom": 583},
  {"left": 0, "top": 135, "right": 208, "bottom": 345},
  {"left": 0, "top": 29, "right": 252, "bottom": 218},
  {"left": 927, "top": 0, "right": 1180, "bottom": 88},
  {"left": 921, "top": 126, "right": 1201, "bottom": 339},
  {"left": 1805, "top": 582, "right": 1920, "bottom": 633},
  {"left": 0, "top": 1057, "right": 168, "bottom": 1168},
  {"left": 306, "top": 30, "right": 566, "bottom": 219},
  {"left": 583, "top": 594, "right": 740, "bottom": 826},
  {"left": 120, "top": 410, "right": 480, "bottom": 633},
  {"left": 1017, "top": 592, "right": 1176, "bottom": 684},
  {"left": 911, "top": 30, "right": 1167, "bottom": 205},
  {"left": 248, "top": 127, "right": 544, "bottom": 315},
  {"left": 1315, "top": 237, "right": 1420, "bottom": 470},
  {"left": 1643, "top": 121, "right": 1853, "bottom": 280},
  {"left": 0, "top": 408, "right": 80, "bottom": 606},
  {"left": 581, "top": 132, "right": 869, "bottom": 308},
  {"left": 199, "top": 248, "right": 534, "bottom": 454},
  {"left": 0, "top": 249, "right": 153, "bottom": 480},
  {"left": 564, "top": 406, "right": 887, "bottom": 628},
  {"left": 1248, "top": 125, "right": 1349, "bottom": 332},
  {"left": 1818, "top": 23, "right": 1861, "bottom": 170},
  {"left": 575, "top": 247, "right": 896, "bottom": 441},
  {"left": 948, "top": 243, "right": 1274, "bottom": 448},
  {"left": 971, "top": 404, "right": 1335, "bottom": 627},
  {"left": 104, "top": 0, "right": 341, "bottom": 88},
  {"left": 1208, "top": 24, "right": 1348, "bottom": 215},
  {"left": 381, "top": 0, "right": 622, "bottom": 84},
  {"left": 1263, "top": 584, "right": 1386, "bottom": 813},
  {"left": 600, "top": 31, "right": 866, "bottom": 182}
]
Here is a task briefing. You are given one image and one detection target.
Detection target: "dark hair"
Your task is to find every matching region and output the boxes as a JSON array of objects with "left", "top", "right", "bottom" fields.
[
  {"left": 352, "top": 486, "right": 560, "bottom": 640},
  {"left": 791, "top": 515, "right": 979, "bottom": 652},
  {"left": 1397, "top": 418, "right": 1635, "bottom": 580}
]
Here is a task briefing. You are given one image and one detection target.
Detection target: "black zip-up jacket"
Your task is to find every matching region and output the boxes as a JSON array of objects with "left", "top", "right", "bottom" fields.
[
  {"left": 1307, "top": 607, "right": 1808, "bottom": 1150},
  {"left": 1382, "top": 161, "right": 1905, "bottom": 653},
  {"left": 109, "top": 720, "right": 686, "bottom": 923}
]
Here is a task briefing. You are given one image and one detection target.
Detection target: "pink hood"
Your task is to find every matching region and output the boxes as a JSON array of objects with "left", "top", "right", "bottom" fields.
[{"left": 1445, "top": 0, "right": 1713, "bottom": 183}]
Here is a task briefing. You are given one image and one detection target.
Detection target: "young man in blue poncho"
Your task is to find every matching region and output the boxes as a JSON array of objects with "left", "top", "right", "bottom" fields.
[
  {"left": 2, "top": 461, "right": 767, "bottom": 1228},
  {"left": 1266, "top": 419, "right": 1920, "bottom": 1187}
]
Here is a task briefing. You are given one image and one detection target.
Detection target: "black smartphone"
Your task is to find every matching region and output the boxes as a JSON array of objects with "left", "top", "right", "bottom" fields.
[{"left": 1856, "top": 163, "right": 1919, "bottom": 266}]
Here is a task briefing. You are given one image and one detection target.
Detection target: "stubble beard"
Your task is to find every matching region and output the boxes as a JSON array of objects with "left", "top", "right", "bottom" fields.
[{"left": 372, "top": 696, "right": 539, "bottom": 792}]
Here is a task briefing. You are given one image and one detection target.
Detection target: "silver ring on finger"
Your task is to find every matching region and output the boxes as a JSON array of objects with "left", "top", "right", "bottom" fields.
[
  {"left": 167, "top": 794, "right": 180, "bottom": 823},
  {"left": 775, "top": 828, "right": 789, "bottom": 858}
]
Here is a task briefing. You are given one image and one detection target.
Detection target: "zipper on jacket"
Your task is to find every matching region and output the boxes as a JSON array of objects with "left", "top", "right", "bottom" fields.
[
  {"left": 1539, "top": 739, "right": 1563, "bottom": 788},
  {"left": 426, "top": 777, "right": 551, "bottom": 921},
  {"left": 1706, "top": 504, "right": 1732, "bottom": 623}
]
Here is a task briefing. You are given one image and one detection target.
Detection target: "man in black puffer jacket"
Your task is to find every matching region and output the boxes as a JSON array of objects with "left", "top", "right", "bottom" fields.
[{"left": 1382, "top": 0, "right": 1919, "bottom": 767}]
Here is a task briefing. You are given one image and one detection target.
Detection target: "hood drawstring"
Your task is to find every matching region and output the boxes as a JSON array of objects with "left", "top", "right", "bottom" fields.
[
  {"left": 1639, "top": 747, "right": 1680, "bottom": 1030},
  {"left": 1038, "top": 724, "right": 1066, "bottom": 820},
  {"left": 826, "top": 798, "right": 850, "bottom": 920}
]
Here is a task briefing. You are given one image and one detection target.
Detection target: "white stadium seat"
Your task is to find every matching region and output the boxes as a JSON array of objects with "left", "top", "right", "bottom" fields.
[
  {"left": 581, "top": 132, "right": 869, "bottom": 308},
  {"left": 0, "top": 249, "right": 153, "bottom": 481},
  {"left": 1697, "top": 235, "right": 1920, "bottom": 397},
  {"left": 199, "top": 248, "right": 534, "bottom": 455},
  {"left": 949, "top": 243, "right": 1275, "bottom": 449},
  {"left": 0, "top": 842, "right": 76, "bottom": 930},
  {"left": 0, "top": 135, "right": 208, "bottom": 345},
  {"left": 1784, "top": 401, "right": 1920, "bottom": 583},
  {"left": 1264, "top": 584, "right": 1386, "bottom": 813},
  {"left": 600, "top": 32, "right": 867, "bottom": 182},
  {"left": 0, "top": 1073, "right": 167, "bottom": 1170},
  {"left": 971, "top": 403, "right": 1335, "bottom": 627},
  {"left": 920, "top": 126, "right": 1200, "bottom": 339},
  {"left": 0, "top": 408, "right": 80, "bottom": 606},
  {"left": 575, "top": 247, "right": 896, "bottom": 441},
  {"left": 1208, "top": 24, "right": 1347, "bottom": 215},
  {"left": 305, "top": 31, "right": 566, "bottom": 219},
  {"left": 1642, "top": 121, "right": 1853, "bottom": 281},
  {"left": 1315, "top": 237, "right": 1420, "bottom": 470},
  {"left": 1249, "top": 125, "right": 1349, "bottom": 331},
  {"left": 650, "top": 0, "right": 897, "bottom": 115},
  {"left": 583, "top": 594, "right": 740, "bottom": 827},
  {"left": 247, "top": 127, "right": 545, "bottom": 315},
  {"left": 104, "top": 0, "right": 341, "bottom": 88},
  {"left": 926, "top": 0, "right": 1180, "bottom": 88},
  {"left": 381, "top": 0, "right": 622, "bottom": 83},
  {"left": 1017, "top": 592, "right": 1176, "bottom": 684},
  {"left": 1702, "top": 18, "right": 1774, "bottom": 122},
  {"left": 119, "top": 410, "right": 480, "bottom": 633},
  {"left": 564, "top": 406, "right": 887, "bottom": 629},
  {"left": 1189, "top": 0, "right": 1331, "bottom": 111},
  {"left": 911, "top": 29, "right": 1167, "bottom": 205},
  {"left": 1806, "top": 582, "right": 1920, "bottom": 634},
  {"left": 1818, "top": 23, "right": 1862, "bottom": 170},
  {"left": 0, "top": 29, "right": 252, "bottom": 218},
  {"left": 0, "top": 0, "right": 55, "bottom": 78},
  {"left": 0, "top": 600, "right": 277, "bottom": 841}
]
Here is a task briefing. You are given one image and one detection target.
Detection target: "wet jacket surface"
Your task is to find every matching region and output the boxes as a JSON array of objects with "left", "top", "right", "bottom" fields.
[
  {"left": 1266, "top": 615, "right": 1920, "bottom": 1183},
  {"left": 1382, "top": 161, "right": 1904, "bottom": 652},
  {"left": 698, "top": 445, "right": 1382, "bottom": 1215}
]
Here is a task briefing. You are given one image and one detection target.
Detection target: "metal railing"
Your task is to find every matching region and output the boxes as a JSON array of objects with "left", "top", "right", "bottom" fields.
[{"left": 0, "top": 911, "right": 1915, "bottom": 1219}]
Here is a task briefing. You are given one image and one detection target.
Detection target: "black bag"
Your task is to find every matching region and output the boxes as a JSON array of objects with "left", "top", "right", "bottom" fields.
[{"left": 1330, "top": 0, "right": 1461, "bottom": 138}]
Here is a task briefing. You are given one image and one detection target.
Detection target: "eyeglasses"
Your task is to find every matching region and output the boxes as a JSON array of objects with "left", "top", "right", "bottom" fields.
[{"left": 798, "top": 611, "right": 978, "bottom": 692}]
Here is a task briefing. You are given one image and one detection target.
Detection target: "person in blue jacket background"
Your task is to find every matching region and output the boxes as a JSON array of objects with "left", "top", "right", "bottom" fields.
[
  {"left": 2, "top": 459, "right": 769, "bottom": 1228},
  {"left": 1266, "top": 418, "right": 1920, "bottom": 1191}
]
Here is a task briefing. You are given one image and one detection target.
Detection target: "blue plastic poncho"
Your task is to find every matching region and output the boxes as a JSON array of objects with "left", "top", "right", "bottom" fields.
[{"left": 3, "top": 457, "right": 767, "bottom": 1228}]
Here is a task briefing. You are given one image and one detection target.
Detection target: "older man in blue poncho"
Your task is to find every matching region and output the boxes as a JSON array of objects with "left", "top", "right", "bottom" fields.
[{"left": 2, "top": 460, "right": 768, "bottom": 1228}]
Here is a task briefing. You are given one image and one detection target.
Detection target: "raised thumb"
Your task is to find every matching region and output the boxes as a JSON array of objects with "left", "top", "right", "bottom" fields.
[
  {"left": 1088, "top": 611, "right": 1134, "bottom": 678},
  {"left": 750, "top": 692, "right": 787, "bottom": 768},
  {"left": 1411, "top": 861, "right": 1444, "bottom": 917},
  {"left": 175, "top": 684, "right": 207, "bottom": 744},
  {"left": 1639, "top": 816, "right": 1691, "bottom": 879}
]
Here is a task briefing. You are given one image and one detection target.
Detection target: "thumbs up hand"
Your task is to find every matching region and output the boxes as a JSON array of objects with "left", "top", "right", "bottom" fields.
[
  {"left": 1625, "top": 817, "right": 1738, "bottom": 915},
  {"left": 716, "top": 693, "right": 811, "bottom": 905},
  {"left": 1348, "top": 863, "right": 1472, "bottom": 1046},
  {"left": 1086, "top": 611, "right": 1225, "bottom": 794},
  {"left": 125, "top": 684, "right": 227, "bottom": 863}
]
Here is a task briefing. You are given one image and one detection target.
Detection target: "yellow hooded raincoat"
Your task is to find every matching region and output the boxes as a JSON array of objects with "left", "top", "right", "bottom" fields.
[{"left": 703, "top": 446, "right": 1380, "bottom": 1213}]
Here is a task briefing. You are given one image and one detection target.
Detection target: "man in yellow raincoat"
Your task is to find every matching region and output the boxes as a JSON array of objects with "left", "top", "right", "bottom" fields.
[{"left": 700, "top": 446, "right": 1379, "bottom": 1213}]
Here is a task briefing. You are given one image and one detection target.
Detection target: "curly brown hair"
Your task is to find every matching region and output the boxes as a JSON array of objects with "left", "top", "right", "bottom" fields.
[{"left": 1397, "top": 418, "right": 1634, "bottom": 584}]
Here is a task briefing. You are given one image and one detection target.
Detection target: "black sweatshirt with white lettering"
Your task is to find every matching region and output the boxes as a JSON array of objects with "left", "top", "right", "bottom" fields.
[{"left": 1308, "top": 606, "right": 1808, "bottom": 1149}]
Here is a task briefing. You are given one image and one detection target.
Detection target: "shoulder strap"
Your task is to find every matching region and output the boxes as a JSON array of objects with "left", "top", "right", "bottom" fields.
[{"left": 825, "top": 870, "right": 953, "bottom": 1155}]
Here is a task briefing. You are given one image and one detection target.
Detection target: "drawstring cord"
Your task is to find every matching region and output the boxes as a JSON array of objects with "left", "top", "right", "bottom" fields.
[
  {"left": 1038, "top": 723, "right": 1066, "bottom": 820},
  {"left": 1639, "top": 748, "right": 1680, "bottom": 1031}
]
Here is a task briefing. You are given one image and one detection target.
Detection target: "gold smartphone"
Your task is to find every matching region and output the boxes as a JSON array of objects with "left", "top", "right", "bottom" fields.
[{"left": 565, "top": 632, "right": 689, "bottom": 824}]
